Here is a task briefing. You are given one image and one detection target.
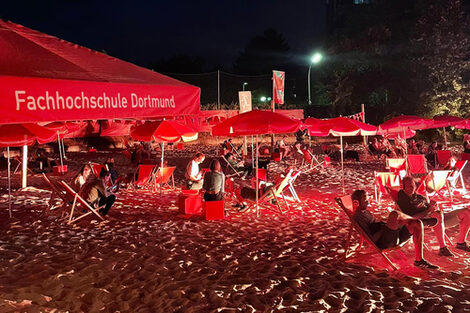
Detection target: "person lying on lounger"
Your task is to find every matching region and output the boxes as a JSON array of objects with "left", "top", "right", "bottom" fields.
[
  {"left": 397, "top": 177, "right": 470, "bottom": 257},
  {"left": 352, "top": 189, "right": 438, "bottom": 269},
  {"left": 70, "top": 164, "right": 92, "bottom": 192}
]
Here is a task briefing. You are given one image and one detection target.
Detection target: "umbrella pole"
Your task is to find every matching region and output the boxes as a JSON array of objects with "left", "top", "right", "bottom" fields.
[
  {"left": 57, "top": 131, "right": 64, "bottom": 169},
  {"left": 340, "top": 135, "right": 344, "bottom": 193},
  {"left": 251, "top": 136, "right": 254, "bottom": 169},
  {"left": 256, "top": 135, "right": 259, "bottom": 218},
  {"left": 160, "top": 142, "right": 164, "bottom": 196},
  {"left": 22, "top": 145, "right": 27, "bottom": 188},
  {"left": 7, "top": 147, "right": 11, "bottom": 218},
  {"left": 443, "top": 127, "right": 447, "bottom": 149}
]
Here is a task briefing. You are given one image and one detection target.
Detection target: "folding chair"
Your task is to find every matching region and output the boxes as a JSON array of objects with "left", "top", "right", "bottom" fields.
[
  {"left": 286, "top": 170, "right": 301, "bottom": 203},
  {"left": 89, "top": 162, "right": 107, "bottom": 177},
  {"left": 58, "top": 180, "right": 105, "bottom": 224},
  {"left": 247, "top": 169, "right": 296, "bottom": 214},
  {"left": 221, "top": 155, "right": 243, "bottom": 177},
  {"left": 130, "top": 164, "right": 158, "bottom": 190},
  {"left": 374, "top": 172, "right": 401, "bottom": 204},
  {"left": 300, "top": 150, "right": 324, "bottom": 172},
  {"left": 385, "top": 158, "right": 406, "bottom": 173},
  {"left": 416, "top": 170, "right": 452, "bottom": 202},
  {"left": 447, "top": 160, "right": 467, "bottom": 194},
  {"left": 461, "top": 153, "right": 470, "bottom": 162},
  {"left": 335, "top": 195, "right": 410, "bottom": 270},
  {"left": 41, "top": 173, "right": 73, "bottom": 215},
  {"left": 436, "top": 150, "right": 451, "bottom": 169},
  {"left": 251, "top": 168, "right": 267, "bottom": 189},
  {"left": 154, "top": 166, "right": 176, "bottom": 190},
  {"left": 406, "top": 154, "right": 428, "bottom": 175}
]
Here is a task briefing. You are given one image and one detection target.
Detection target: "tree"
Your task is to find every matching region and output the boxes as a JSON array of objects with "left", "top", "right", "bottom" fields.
[
  {"left": 233, "top": 28, "right": 290, "bottom": 75},
  {"left": 411, "top": 0, "right": 470, "bottom": 117},
  {"left": 150, "top": 54, "right": 205, "bottom": 74}
]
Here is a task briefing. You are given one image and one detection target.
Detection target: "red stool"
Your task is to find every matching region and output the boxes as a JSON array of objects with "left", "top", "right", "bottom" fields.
[
  {"left": 178, "top": 190, "right": 202, "bottom": 214},
  {"left": 204, "top": 200, "right": 225, "bottom": 220}
]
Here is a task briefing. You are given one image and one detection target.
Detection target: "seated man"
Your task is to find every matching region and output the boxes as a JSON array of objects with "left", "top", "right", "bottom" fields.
[
  {"left": 185, "top": 152, "right": 205, "bottom": 190},
  {"left": 225, "top": 152, "right": 252, "bottom": 179},
  {"left": 352, "top": 189, "right": 438, "bottom": 269},
  {"left": 397, "top": 176, "right": 470, "bottom": 257},
  {"left": 81, "top": 169, "right": 116, "bottom": 216}
]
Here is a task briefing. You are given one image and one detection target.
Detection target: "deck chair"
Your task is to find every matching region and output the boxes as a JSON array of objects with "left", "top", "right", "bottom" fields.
[
  {"left": 58, "top": 180, "right": 105, "bottom": 224},
  {"left": 416, "top": 170, "right": 452, "bottom": 202},
  {"left": 447, "top": 160, "right": 467, "bottom": 195},
  {"left": 286, "top": 170, "right": 301, "bottom": 203},
  {"left": 154, "top": 166, "right": 176, "bottom": 190},
  {"left": 436, "top": 150, "right": 451, "bottom": 169},
  {"left": 374, "top": 172, "right": 401, "bottom": 204},
  {"left": 247, "top": 169, "right": 296, "bottom": 214},
  {"left": 385, "top": 158, "right": 406, "bottom": 173},
  {"left": 406, "top": 154, "right": 428, "bottom": 175},
  {"left": 461, "top": 153, "right": 470, "bottom": 161},
  {"left": 41, "top": 173, "right": 74, "bottom": 215},
  {"left": 221, "top": 155, "right": 243, "bottom": 177},
  {"left": 335, "top": 195, "right": 409, "bottom": 270},
  {"left": 251, "top": 168, "right": 267, "bottom": 189},
  {"left": 89, "top": 162, "right": 107, "bottom": 177},
  {"left": 300, "top": 150, "right": 324, "bottom": 172},
  {"left": 130, "top": 164, "right": 158, "bottom": 190}
]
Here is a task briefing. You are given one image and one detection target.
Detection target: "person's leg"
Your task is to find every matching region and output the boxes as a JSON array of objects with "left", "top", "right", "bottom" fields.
[
  {"left": 431, "top": 210, "right": 446, "bottom": 248},
  {"left": 445, "top": 209, "right": 470, "bottom": 244},
  {"left": 405, "top": 220, "right": 424, "bottom": 261},
  {"left": 98, "top": 194, "right": 115, "bottom": 215}
]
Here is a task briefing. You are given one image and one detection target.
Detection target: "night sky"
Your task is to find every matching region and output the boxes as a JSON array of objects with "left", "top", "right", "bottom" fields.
[{"left": 1, "top": 0, "right": 326, "bottom": 70}]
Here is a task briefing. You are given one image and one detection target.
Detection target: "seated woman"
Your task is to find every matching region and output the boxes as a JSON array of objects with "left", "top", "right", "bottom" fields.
[
  {"left": 202, "top": 159, "right": 225, "bottom": 201},
  {"left": 233, "top": 181, "right": 274, "bottom": 212},
  {"left": 225, "top": 152, "right": 252, "bottom": 179},
  {"left": 71, "top": 164, "right": 92, "bottom": 192}
]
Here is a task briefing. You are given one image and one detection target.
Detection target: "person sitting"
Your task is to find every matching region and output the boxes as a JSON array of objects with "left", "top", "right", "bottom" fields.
[
  {"left": 33, "top": 148, "right": 56, "bottom": 173},
  {"left": 368, "top": 138, "right": 382, "bottom": 157},
  {"left": 352, "top": 189, "right": 438, "bottom": 269},
  {"left": 444, "top": 156, "right": 460, "bottom": 189},
  {"left": 233, "top": 181, "right": 274, "bottom": 212},
  {"left": 105, "top": 157, "right": 121, "bottom": 192},
  {"left": 463, "top": 135, "right": 470, "bottom": 153},
  {"left": 425, "top": 141, "right": 438, "bottom": 169},
  {"left": 225, "top": 152, "right": 252, "bottom": 179},
  {"left": 276, "top": 136, "right": 291, "bottom": 157},
  {"left": 408, "top": 139, "right": 418, "bottom": 154},
  {"left": 397, "top": 176, "right": 470, "bottom": 257},
  {"left": 185, "top": 152, "right": 205, "bottom": 190},
  {"left": 81, "top": 169, "right": 116, "bottom": 216},
  {"left": 70, "top": 164, "right": 92, "bottom": 192},
  {"left": 202, "top": 159, "right": 225, "bottom": 201}
]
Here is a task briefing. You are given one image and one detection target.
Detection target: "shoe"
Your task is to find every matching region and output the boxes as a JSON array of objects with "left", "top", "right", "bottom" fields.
[
  {"left": 456, "top": 242, "right": 470, "bottom": 252},
  {"left": 238, "top": 204, "right": 248, "bottom": 212},
  {"left": 438, "top": 246, "right": 455, "bottom": 257},
  {"left": 414, "top": 259, "right": 440, "bottom": 270},
  {"left": 232, "top": 203, "right": 242, "bottom": 208}
]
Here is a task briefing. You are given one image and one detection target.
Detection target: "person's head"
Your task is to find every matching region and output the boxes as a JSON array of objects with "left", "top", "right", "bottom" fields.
[
  {"left": 76, "top": 164, "right": 91, "bottom": 180},
  {"left": 431, "top": 141, "right": 437, "bottom": 148},
  {"left": 194, "top": 152, "right": 205, "bottom": 164},
  {"left": 225, "top": 152, "right": 233, "bottom": 160},
  {"left": 352, "top": 190, "right": 369, "bottom": 211},
  {"left": 106, "top": 157, "right": 114, "bottom": 164},
  {"left": 99, "top": 168, "right": 111, "bottom": 180},
  {"left": 209, "top": 159, "right": 221, "bottom": 172},
  {"left": 402, "top": 176, "right": 416, "bottom": 196},
  {"left": 449, "top": 156, "right": 457, "bottom": 167}
]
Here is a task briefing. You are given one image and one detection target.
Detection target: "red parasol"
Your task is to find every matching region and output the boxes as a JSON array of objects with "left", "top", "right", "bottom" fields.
[
  {"left": 0, "top": 123, "right": 57, "bottom": 147},
  {"left": 211, "top": 110, "right": 300, "bottom": 136},
  {"left": 130, "top": 120, "right": 197, "bottom": 143},
  {"left": 378, "top": 115, "right": 433, "bottom": 134},
  {"left": 431, "top": 115, "right": 465, "bottom": 128}
]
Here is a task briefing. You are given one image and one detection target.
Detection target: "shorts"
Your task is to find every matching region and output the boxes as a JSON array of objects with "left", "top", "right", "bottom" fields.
[{"left": 376, "top": 225, "right": 412, "bottom": 250}]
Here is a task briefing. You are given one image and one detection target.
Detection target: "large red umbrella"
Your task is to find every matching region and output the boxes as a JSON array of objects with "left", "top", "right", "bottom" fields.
[
  {"left": 44, "top": 121, "right": 82, "bottom": 168},
  {"left": 211, "top": 110, "right": 300, "bottom": 137},
  {"left": 378, "top": 115, "right": 433, "bottom": 134},
  {"left": 0, "top": 123, "right": 56, "bottom": 217},
  {"left": 455, "top": 119, "right": 470, "bottom": 130},
  {"left": 131, "top": 120, "right": 198, "bottom": 142},
  {"left": 431, "top": 115, "right": 465, "bottom": 128},
  {"left": 302, "top": 118, "right": 329, "bottom": 136},
  {"left": 212, "top": 110, "right": 301, "bottom": 217}
]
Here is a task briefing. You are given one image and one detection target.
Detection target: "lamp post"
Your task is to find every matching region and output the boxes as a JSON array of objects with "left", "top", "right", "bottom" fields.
[
  {"left": 242, "top": 82, "right": 248, "bottom": 91},
  {"left": 308, "top": 52, "right": 323, "bottom": 105}
]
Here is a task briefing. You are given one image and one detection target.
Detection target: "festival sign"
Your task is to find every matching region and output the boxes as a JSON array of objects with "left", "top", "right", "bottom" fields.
[
  {"left": 272, "top": 70, "right": 285, "bottom": 105},
  {"left": 238, "top": 91, "right": 252, "bottom": 113}
]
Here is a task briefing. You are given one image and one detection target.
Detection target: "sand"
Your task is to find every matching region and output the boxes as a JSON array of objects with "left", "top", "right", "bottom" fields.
[{"left": 1, "top": 144, "right": 470, "bottom": 312}]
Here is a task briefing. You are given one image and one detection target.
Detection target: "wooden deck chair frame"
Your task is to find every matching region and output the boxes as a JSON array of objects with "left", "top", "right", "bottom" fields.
[
  {"left": 41, "top": 173, "right": 73, "bottom": 216},
  {"left": 58, "top": 181, "right": 104, "bottom": 224},
  {"left": 374, "top": 171, "right": 401, "bottom": 204},
  {"left": 385, "top": 158, "right": 406, "bottom": 173},
  {"left": 417, "top": 170, "right": 452, "bottom": 202},
  {"left": 89, "top": 162, "right": 107, "bottom": 178},
  {"left": 154, "top": 166, "right": 176, "bottom": 190},
  {"left": 221, "top": 155, "right": 243, "bottom": 177},
  {"left": 335, "top": 195, "right": 409, "bottom": 270},
  {"left": 300, "top": 150, "right": 324, "bottom": 173},
  {"left": 13, "top": 156, "right": 35, "bottom": 175},
  {"left": 286, "top": 170, "right": 301, "bottom": 203},
  {"left": 447, "top": 160, "right": 467, "bottom": 195},
  {"left": 406, "top": 154, "right": 428, "bottom": 175},
  {"left": 247, "top": 169, "right": 296, "bottom": 214},
  {"left": 130, "top": 164, "right": 158, "bottom": 191}
]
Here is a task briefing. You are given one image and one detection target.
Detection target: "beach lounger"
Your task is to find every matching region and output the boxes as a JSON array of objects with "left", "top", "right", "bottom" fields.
[
  {"left": 374, "top": 172, "right": 401, "bottom": 204},
  {"left": 406, "top": 154, "right": 428, "bottom": 175},
  {"left": 154, "top": 166, "right": 176, "bottom": 190},
  {"left": 416, "top": 170, "right": 452, "bottom": 202},
  {"left": 385, "top": 158, "right": 406, "bottom": 173},
  {"left": 58, "top": 180, "right": 105, "bottom": 224},
  {"left": 221, "top": 155, "right": 243, "bottom": 178},
  {"left": 335, "top": 195, "right": 410, "bottom": 270},
  {"left": 89, "top": 162, "right": 107, "bottom": 177},
  {"left": 447, "top": 160, "right": 467, "bottom": 195},
  {"left": 41, "top": 173, "right": 73, "bottom": 215},
  {"left": 130, "top": 164, "right": 158, "bottom": 190},
  {"left": 436, "top": 150, "right": 451, "bottom": 169}
]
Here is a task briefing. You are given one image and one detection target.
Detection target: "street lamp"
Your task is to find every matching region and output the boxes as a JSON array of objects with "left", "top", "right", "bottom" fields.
[
  {"left": 242, "top": 82, "right": 248, "bottom": 91},
  {"left": 308, "top": 52, "right": 323, "bottom": 105},
  {"left": 260, "top": 96, "right": 267, "bottom": 102}
]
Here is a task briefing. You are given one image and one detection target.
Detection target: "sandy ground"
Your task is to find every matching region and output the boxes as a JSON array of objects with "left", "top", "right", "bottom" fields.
[{"left": 1, "top": 143, "right": 470, "bottom": 312}]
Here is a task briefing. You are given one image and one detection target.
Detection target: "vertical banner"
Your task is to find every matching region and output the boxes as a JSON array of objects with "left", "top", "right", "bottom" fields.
[
  {"left": 238, "top": 91, "right": 252, "bottom": 113},
  {"left": 272, "top": 70, "right": 285, "bottom": 105}
]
